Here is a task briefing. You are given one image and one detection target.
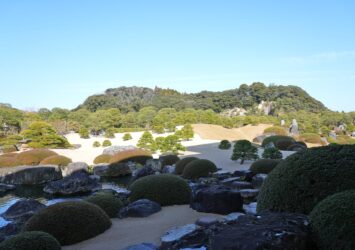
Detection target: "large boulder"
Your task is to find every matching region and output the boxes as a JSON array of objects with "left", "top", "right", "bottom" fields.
[
  {"left": 190, "top": 185, "right": 243, "bottom": 215},
  {"left": 132, "top": 166, "right": 156, "bottom": 181},
  {"left": 2, "top": 199, "right": 46, "bottom": 222},
  {"left": 103, "top": 145, "right": 137, "bottom": 155},
  {"left": 93, "top": 163, "right": 131, "bottom": 177},
  {"left": 0, "top": 165, "right": 62, "bottom": 185},
  {"left": 0, "top": 183, "right": 15, "bottom": 195},
  {"left": 210, "top": 212, "right": 315, "bottom": 250},
  {"left": 119, "top": 199, "right": 161, "bottom": 218},
  {"left": 160, "top": 224, "right": 206, "bottom": 249},
  {"left": 60, "top": 162, "right": 88, "bottom": 177},
  {"left": 43, "top": 171, "right": 101, "bottom": 195}
]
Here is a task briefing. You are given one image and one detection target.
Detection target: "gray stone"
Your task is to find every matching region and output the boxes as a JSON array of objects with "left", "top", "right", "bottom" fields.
[
  {"left": 61, "top": 162, "right": 88, "bottom": 177},
  {"left": 251, "top": 174, "right": 268, "bottom": 189},
  {"left": 2, "top": 199, "right": 46, "bottom": 222},
  {"left": 93, "top": 163, "right": 131, "bottom": 177},
  {"left": 230, "top": 181, "right": 253, "bottom": 190},
  {"left": 161, "top": 224, "right": 199, "bottom": 244},
  {"left": 145, "top": 159, "right": 162, "bottom": 172},
  {"left": 0, "top": 183, "right": 15, "bottom": 194},
  {"left": 221, "top": 177, "right": 241, "bottom": 186},
  {"left": 123, "top": 243, "right": 158, "bottom": 250},
  {"left": 211, "top": 170, "right": 232, "bottom": 180},
  {"left": 243, "top": 202, "right": 257, "bottom": 215},
  {"left": 195, "top": 217, "right": 219, "bottom": 227},
  {"left": 132, "top": 166, "right": 155, "bottom": 180},
  {"left": 289, "top": 119, "right": 299, "bottom": 135},
  {"left": 239, "top": 189, "right": 259, "bottom": 199},
  {"left": 162, "top": 165, "right": 175, "bottom": 174},
  {"left": 103, "top": 145, "right": 137, "bottom": 155},
  {"left": 119, "top": 199, "right": 161, "bottom": 218},
  {"left": 0, "top": 223, "right": 21, "bottom": 242},
  {"left": 223, "top": 212, "right": 245, "bottom": 222}
]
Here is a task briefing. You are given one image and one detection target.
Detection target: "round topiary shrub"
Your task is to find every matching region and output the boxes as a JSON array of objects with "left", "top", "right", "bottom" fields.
[
  {"left": 85, "top": 192, "right": 123, "bottom": 218},
  {"left": 23, "top": 201, "right": 111, "bottom": 245},
  {"left": 174, "top": 157, "right": 199, "bottom": 175},
  {"left": 16, "top": 152, "right": 40, "bottom": 165},
  {"left": 309, "top": 190, "right": 355, "bottom": 250},
  {"left": 109, "top": 149, "right": 152, "bottom": 165},
  {"left": 218, "top": 140, "right": 231, "bottom": 150},
  {"left": 262, "top": 135, "right": 296, "bottom": 149},
  {"left": 300, "top": 133, "right": 322, "bottom": 144},
  {"left": 93, "top": 154, "right": 112, "bottom": 164},
  {"left": 250, "top": 159, "right": 282, "bottom": 174},
  {"left": 287, "top": 141, "right": 307, "bottom": 152},
  {"left": 262, "top": 147, "right": 282, "bottom": 159},
  {"left": 122, "top": 133, "right": 132, "bottom": 141},
  {"left": 40, "top": 155, "right": 72, "bottom": 167},
  {"left": 263, "top": 126, "right": 287, "bottom": 136},
  {"left": 129, "top": 174, "right": 191, "bottom": 206},
  {"left": 93, "top": 141, "right": 101, "bottom": 147},
  {"left": 102, "top": 140, "right": 112, "bottom": 147},
  {"left": 159, "top": 154, "right": 180, "bottom": 167},
  {"left": 0, "top": 231, "right": 61, "bottom": 250},
  {"left": 1, "top": 145, "right": 18, "bottom": 153},
  {"left": 257, "top": 145, "right": 355, "bottom": 214},
  {"left": 182, "top": 159, "right": 217, "bottom": 179}
]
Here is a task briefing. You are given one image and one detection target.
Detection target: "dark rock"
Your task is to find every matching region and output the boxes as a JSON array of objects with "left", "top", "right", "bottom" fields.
[
  {"left": 61, "top": 162, "right": 88, "bottom": 177},
  {"left": 220, "top": 177, "right": 241, "bottom": 186},
  {"left": 0, "top": 166, "right": 62, "bottom": 185},
  {"left": 162, "top": 165, "right": 175, "bottom": 174},
  {"left": 123, "top": 243, "right": 158, "bottom": 250},
  {"left": 195, "top": 217, "right": 219, "bottom": 227},
  {"left": 93, "top": 163, "right": 131, "bottom": 177},
  {"left": 0, "top": 183, "right": 15, "bottom": 195},
  {"left": 239, "top": 189, "right": 259, "bottom": 199},
  {"left": 132, "top": 166, "right": 155, "bottom": 180},
  {"left": 251, "top": 174, "right": 268, "bottom": 189},
  {"left": 145, "top": 159, "right": 162, "bottom": 172},
  {"left": 243, "top": 202, "right": 257, "bottom": 215},
  {"left": 2, "top": 199, "right": 46, "bottom": 222},
  {"left": 190, "top": 185, "right": 243, "bottom": 215},
  {"left": 43, "top": 171, "right": 101, "bottom": 195},
  {"left": 230, "top": 181, "right": 253, "bottom": 190},
  {"left": 0, "top": 223, "right": 21, "bottom": 242},
  {"left": 210, "top": 212, "right": 314, "bottom": 250},
  {"left": 223, "top": 212, "right": 245, "bottom": 222},
  {"left": 233, "top": 170, "right": 255, "bottom": 182},
  {"left": 211, "top": 170, "right": 233, "bottom": 180},
  {"left": 103, "top": 145, "right": 137, "bottom": 155},
  {"left": 119, "top": 199, "right": 161, "bottom": 218}
]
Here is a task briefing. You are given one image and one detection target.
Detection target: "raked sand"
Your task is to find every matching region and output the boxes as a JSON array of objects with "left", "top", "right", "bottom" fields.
[{"left": 63, "top": 205, "right": 224, "bottom": 250}]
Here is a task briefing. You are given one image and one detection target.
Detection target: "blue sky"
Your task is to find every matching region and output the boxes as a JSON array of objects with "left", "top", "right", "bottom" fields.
[{"left": 0, "top": 0, "right": 354, "bottom": 111}]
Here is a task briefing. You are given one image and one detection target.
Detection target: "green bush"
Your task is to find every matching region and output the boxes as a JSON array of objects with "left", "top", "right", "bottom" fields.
[
  {"left": 287, "top": 141, "right": 307, "bottom": 151},
  {"left": 275, "top": 138, "right": 296, "bottom": 150},
  {"left": 262, "top": 147, "right": 282, "bottom": 159},
  {"left": 93, "top": 141, "right": 101, "bottom": 147},
  {"left": 159, "top": 154, "right": 180, "bottom": 167},
  {"left": 257, "top": 145, "right": 355, "bottom": 214},
  {"left": 102, "top": 140, "right": 112, "bottom": 147},
  {"left": 0, "top": 231, "right": 61, "bottom": 250},
  {"left": 182, "top": 159, "right": 217, "bottom": 179},
  {"left": 263, "top": 126, "right": 287, "bottom": 136},
  {"left": 300, "top": 133, "right": 322, "bottom": 144},
  {"left": 79, "top": 127, "right": 90, "bottom": 139},
  {"left": 218, "top": 140, "right": 231, "bottom": 150},
  {"left": 231, "top": 140, "right": 258, "bottom": 164},
  {"left": 85, "top": 192, "right": 123, "bottom": 218},
  {"left": 105, "top": 128, "right": 115, "bottom": 138},
  {"left": 0, "top": 156, "right": 22, "bottom": 167},
  {"left": 40, "top": 155, "right": 72, "bottom": 167},
  {"left": 262, "top": 135, "right": 295, "bottom": 148},
  {"left": 129, "top": 174, "right": 191, "bottom": 206},
  {"left": 137, "top": 131, "right": 156, "bottom": 152},
  {"left": 309, "top": 190, "right": 355, "bottom": 250},
  {"left": 250, "top": 159, "right": 282, "bottom": 174},
  {"left": 23, "top": 201, "right": 111, "bottom": 245},
  {"left": 122, "top": 133, "right": 132, "bottom": 141},
  {"left": 1, "top": 145, "right": 18, "bottom": 153},
  {"left": 174, "top": 157, "right": 199, "bottom": 175},
  {"left": 93, "top": 154, "right": 112, "bottom": 164}
]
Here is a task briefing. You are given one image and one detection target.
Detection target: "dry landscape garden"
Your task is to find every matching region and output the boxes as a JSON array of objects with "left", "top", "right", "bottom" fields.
[{"left": 0, "top": 83, "right": 355, "bottom": 249}]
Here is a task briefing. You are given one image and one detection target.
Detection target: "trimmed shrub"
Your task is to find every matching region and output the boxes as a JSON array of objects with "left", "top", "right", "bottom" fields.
[
  {"left": 231, "top": 140, "right": 258, "bottom": 164},
  {"left": 263, "top": 126, "right": 287, "bottom": 136},
  {"left": 40, "top": 155, "right": 72, "bottom": 167},
  {"left": 0, "top": 231, "right": 61, "bottom": 250},
  {"left": 262, "top": 135, "right": 296, "bottom": 148},
  {"left": 22, "top": 149, "right": 58, "bottom": 162},
  {"left": 218, "top": 140, "right": 231, "bottom": 150},
  {"left": 109, "top": 149, "right": 152, "bottom": 165},
  {"left": 299, "top": 133, "right": 322, "bottom": 144},
  {"left": 159, "top": 154, "right": 180, "bottom": 167},
  {"left": 122, "top": 133, "right": 132, "bottom": 141},
  {"left": 93, "top": 154, "right": 112, "bottom": 164},
  {"left": 23, "top": 201, "right": 111, "bottom": 245},
  {"left": 102, "top": 140, "right": 112, "bottom": 147},
  {"left": 287, "top": 141, "right": 307, "bottom": 151},
  {"left": 93, "top": 141, "right": 101, "bottom": 147},
  {"left": 1, "top": 145, "right": 17, "bottom": 153},
  {"left": 262, "top": 147, "right": 282, "bottom": 159},
  {"left": 129, "top": 174, "right": 191, "bottom": 206},
  {"left": 79, "top": 127, "right": 90, "bottom": 139},
  {"left": 182, "top": 159, "right": 217, "bottom": 179},
  {"left": 250, "top": 159, "right": 282, "bottom": 174},
  {"left": 257, "top": 145, "right": 355, "bottom": 214},
  {"left": 105, "top": 128, "right": 115, "bottom": 138},
  {"left": 309, "top": 190, "right": 355, "bottom": 250},
  {"left": 174, "top": 157, "right": 199, "bottom": 175},
  {"left": 16, "top": 153, "right": 40, "bottom": 165},
  {"left": 85, "top": 192, "right": 123, "bottom": 218},
  {"left": 0, "top": 156, "right": 22, "bottom": 167}
]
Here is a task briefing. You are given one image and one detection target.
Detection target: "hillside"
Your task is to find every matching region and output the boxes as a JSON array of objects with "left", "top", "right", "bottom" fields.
[{"left": 77, "top": 83, "right": 328, "bottom": 114}]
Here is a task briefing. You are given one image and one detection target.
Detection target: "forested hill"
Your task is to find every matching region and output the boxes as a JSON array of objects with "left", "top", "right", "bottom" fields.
[{"left": 77, "top": 83, "right": 327, "bottom": 114}]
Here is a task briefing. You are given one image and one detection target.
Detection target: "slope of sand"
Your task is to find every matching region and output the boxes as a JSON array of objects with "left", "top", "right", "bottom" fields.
[
  {"left": 63, "top": 205, "right": 224, "bottom": 250},
  {"left": 192, "top": 124, "right": 272, "bottom": 141}
]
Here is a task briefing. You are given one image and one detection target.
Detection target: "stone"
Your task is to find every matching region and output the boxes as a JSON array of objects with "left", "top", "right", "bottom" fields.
[
  {"left": 190, "top": 185, "right": 244, "bottom": 215},
  {"left": 103, "top": 145, "right": 137, "bottom": 155},
  {"left": 211, "top": 170, "right": 232, "bottom": 180},
  {"left": 0, "top": 165, "right": 62, "bottom": 185},
  {"left": 232, "top": 170, "right": 255, "bottom": 181},
  {"left": 119, "top": 199, "right": 161, "bottom": 218},
  {"left": 43, "top": 171, "right": 101, "bottom": 195},
  {"left": 251, "top": 174, "right": 268, "bottom": 189},
  {"left": 132, "top": 166, "right": 155, "bottom": 180},
  {"left": 239, "top": 189, "right": 259, "bottom": 199},
  {"left": 210, "top": 212, "right": 314, "bottom": 250},
  {"left": 289, "top": 119, "right": 299, "bottom": 136},
  {"left": 2, "top": 199, "right": 46, "bottom": 222},
  {"left": 195, "top": 217, "right": 219, "bottom": 227},
  {"left": 145, "top": 159, "right": 162, "bottom": 172},
  {"left": 123, "top": 243, "right": 158, "bottom": 250},
  {"left": 243, "top": 202, "right": 257, "bottom": 215},
  {"left": 93, "top": 163, "right": 131, "bottom": 177},
  {"left": 229, "top": 181, "right": 253, "bottom": 190},
  {"left": 0, "top": 223, "right": 21, "bottom": 242},
  {"left": 60, "top": 162, "right": 88, "bottom": 177},
  {"left": 161, "top": 224, "right": 199, "bottom": 244},
  {"left": 220, "top": 177, "right": 241, "bottom": 186},
  {"left": 223, "top": 212, "right": 245, "bottom": 222},
  {"left": 0, "top": 183, "right": 15, "bottom": 194},
  {"left": 162, "top": 165, "right": 175, "bottom": 174}
]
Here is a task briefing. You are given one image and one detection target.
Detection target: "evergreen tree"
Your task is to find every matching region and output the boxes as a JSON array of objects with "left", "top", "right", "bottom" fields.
[
  {"left": 231, "top": 140, "right": 258, "bottom": 164},
  {"left": 137, "top": 131, "right": 157, "bottom": 152}
]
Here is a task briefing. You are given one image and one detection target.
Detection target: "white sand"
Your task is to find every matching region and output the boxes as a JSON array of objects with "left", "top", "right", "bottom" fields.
[{"left": 63, "top": 205, "right": 224, "bottom": 250}]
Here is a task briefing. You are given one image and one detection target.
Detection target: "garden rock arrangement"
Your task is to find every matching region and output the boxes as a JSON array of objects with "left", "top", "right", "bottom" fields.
[
  {"left": 119, "top": 199, "right": 161, "bottom": 218},
  {"left": 93, "top": 163, "right": 132, "bottom": 177}
]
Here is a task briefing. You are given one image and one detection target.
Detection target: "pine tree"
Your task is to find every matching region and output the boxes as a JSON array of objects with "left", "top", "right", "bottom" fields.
[
  {"left": 231, "top": 140, "right": 258, "bottom": 164},
  {"left": 137, "top": 131, "right": 157, "bottom": 152}
]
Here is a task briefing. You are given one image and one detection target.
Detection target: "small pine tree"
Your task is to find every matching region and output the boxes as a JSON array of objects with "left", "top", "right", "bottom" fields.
[
  {"left": 231, "top": 140, "right": 259, "bottom": 164},
  {"left": 180, "top": 124, "right": 194, "bottom": 141},
  {"left": 105, "top": 128, "right": 115, "bottom": 138},
  {"left": 159, "top": 135, "right": 185, "bottom": 154},
  {"left": 137, "top": 131, "right": 157, "bottom": 152},
  {"left": 102, "top": 139, "right": 112, "bottom": 147},
  {"left": 93, "top": 141, "right": 101, "bottom": 147},
  {"left": 79, "top": 127, "right": 90, "bottom": 139},
  {"left": 122, "top": 133, "right": 132, "bottom": 141},
  {"left": 262, "top": 147, "right": 282, "bottom": 159},
  {"left": 152, "top": 125, "right": 165, "bottom": 134}
]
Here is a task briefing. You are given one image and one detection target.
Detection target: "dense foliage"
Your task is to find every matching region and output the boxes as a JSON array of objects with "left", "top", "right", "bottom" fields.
[
  {"left": 231, "top": 140, "right": 259, "bottom": 164},
  {"left": 92, "top": 141, "right": 101, "bottom": 147},
  {"left": 122, "top": 133, "right": 132, "bottom": 141},
  {"left": 23, "top": 201, "right": 111, "bottom": 245},
  {"left": 109, "top": 149, "right": 152, "bottom": 165},
  {"left": 0, "top": 231, "right": 61, "bottom": 250},
  {"left": 159, "top": 154, "right": 180, "bottom": 167},
  {"left": 93, "top": 154, "right": 112, "bottom": 164},
  {"left": 263, "top": 126, "right": 287, "bottom": 136},
  {"left": 174, "top": 157, "right": 199, "bottom": 175},
  {"left": 102, "top": 139, "right": 112, "bottom": 147},
  {"left": 262, "top": 147, "right": 282, "bottom": 159},
  {"left": 218, "top": 140, "right": 231, "bottom": 150},
  {"left": 40, "top": 155, "right": 72, "bottom": 166},
  {"left": 257, "top": 145, "right": 355, "bottom": 214},
  {"left": 250, "top": 159, "right": 282, "bottom": 174},
  {"left": 85, "top": 191, "right": 124, "bottom": 218},
  {"left": 129, "top": 174, "right": 191, "bottom": 206},
  {"left": 136, "top": 131, "right": 156, "bottom": 152},
  {"left": 182, "top": 159, "right": 217, "bottom": 179},
  {"left": 309, "top": 190, "right": 355, "bottom": 250}
]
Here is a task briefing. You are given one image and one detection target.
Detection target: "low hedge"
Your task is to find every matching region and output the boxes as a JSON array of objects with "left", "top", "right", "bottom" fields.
[
  {"left": 263, "top": 126, "right": 287, "bottom": 136},
  {"left": 15, "top": 149, "right": 58, "bottom": 166},
  {"left": 129, "top": 174, "right": 191, "bottom": 206},
  {"left": 0, "top": 156, "right": 21, "bottom": 167},
  {"left": 93, "top": 141, "right": 101, "bottom": 147},
  {"left": 40, "top": 155, "right": 72, "bottom": 167},
  {"left": 218, "top": 140, "right": 231, "bottom": 150},
  {"left": 299, "top": 133, "right": 322, "bottom": 144},
  {"left": 174, "top": 157, "right": 199, "bottom": 175},
  {"left": 0, "top": 231, "right": 61, "bottom": 250},
  {"left": 309, "top": 190, "right": 355, "bottom": 250},
  {"left": 102, "top": 140, "right": 112, "bottom": 147},
  {"left": 23, "top": 201, "right": 111, "bottom": 245},
  {"left": 85, "top": 192, "right": 123, "bottom": 218},
  {"left": 257, "top": 145, "right": 355, "bottom": 214},
  {"left": 159, "top": 154, "right": 180, "bottom": 167},
  {"left": 93, "top": 154, "right": 112, "bottom": 164},
  {"left": 250, "top": 159, "right": 282, "bottom": 174},
  {"left": 182, "top": 159, "right": 217, "bottom": 179}
]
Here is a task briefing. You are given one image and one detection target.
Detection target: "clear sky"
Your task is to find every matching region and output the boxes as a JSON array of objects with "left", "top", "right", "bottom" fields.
[{"left": 0, "top": 0, "right": 354, "bottom": 112}]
